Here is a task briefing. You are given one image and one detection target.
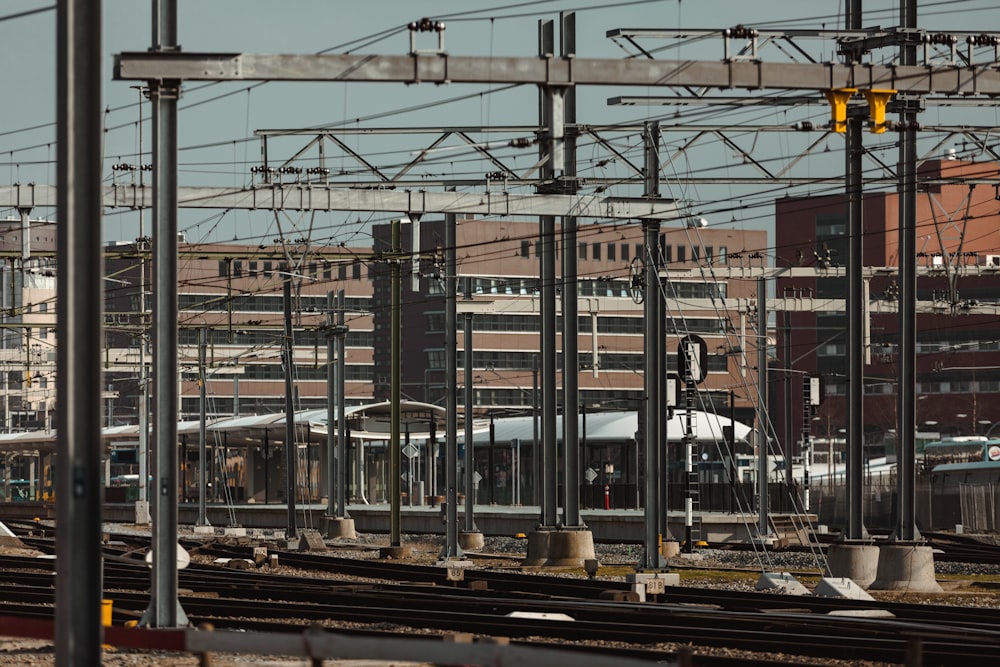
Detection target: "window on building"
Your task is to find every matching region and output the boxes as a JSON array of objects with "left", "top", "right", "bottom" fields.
[
  {"left": 232, "top": 261, "right": 243, "bottom": 277},
  {"left": 338, "top": 264, "right": 347, "bottom": 280},
  {"left": 662, "top": 244, "right": 672, "bottom": 263},
  {"left": 816, "top": 214, "right": 847, "bottom": 238},
  {"left": 263, "top": 261, "right": 272, "bottom": 276},
  {"left": 218, "top": 260, "right": 229, "bottom": 277},
  {"left": 621, "top": 244, "right": 629, "bottom": 262},
  {"left": 579, "top": 242, "right": 588, "bottom": 260},
  {"left": 692, "top": 245, "right": 701, "bottom": 261},
  {"left": 705, "top": 246, "right": 713, "bottom": 262},
  {"left": 607, "top": 243, "right": 616, "bottom": 262},
  {"left": 592, "top": 242, "right": 601, "bottom": 261},
  {"left": 248, "top": 261, "right": 258, "bottom": 278},
  {"left": 426, "top": 312, "right": 445, "bottom": 332},
  {"left": 719, "top": 246, "right": 728, "bottom": 264},
  {"left": 426, "top": 349, "right": 445, "bottom": 369},
  {"left": 521, "top": 240, "right": 530, "bottom": 258},
  {"left": 676, "top": 245, "right": 686, "bottom": 263},
  {"left": 635, "top": 243, "right": 643, "bottom": 260},
  {"left": 353, "top": 261, "right": 362, "bottom": 280}
]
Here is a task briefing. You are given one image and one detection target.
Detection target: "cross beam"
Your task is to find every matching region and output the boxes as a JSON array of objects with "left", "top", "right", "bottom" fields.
[
  {"left": 114, "top": 51, "right": 1000, "bottom": 96},
  {"left": 0, "top": 184, "right": 679, "bottom": 220}
]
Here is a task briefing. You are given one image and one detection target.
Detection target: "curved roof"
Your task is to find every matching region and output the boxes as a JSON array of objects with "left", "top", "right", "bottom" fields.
[
  {"left": 467, "top": 410, "right": 751, "bottom": 445},
  {"left": 0, "top": 405, "right": 748, "bottom": 453}
]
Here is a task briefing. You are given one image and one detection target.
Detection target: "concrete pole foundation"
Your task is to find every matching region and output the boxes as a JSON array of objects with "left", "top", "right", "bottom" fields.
[
  {"left": 869, "top": 543, "right": 943, "bottom": 593},
  {"left": 544, "top": 529, "right": 596, "bottom": 567},
  {"left": 324, "top": 516, "right": 357, "bottom": 540},
  {"left": 522, "top": 528, "right": 552, "bottom": 566},
  {"left": 378, "top": 545, "right": 412, "bottom": 560},
  {"left": 827, "top": 543, "right": 880, "bottom": 588},
  {"left": 459, "top": 530, "right": 485, "bottom": 551}
]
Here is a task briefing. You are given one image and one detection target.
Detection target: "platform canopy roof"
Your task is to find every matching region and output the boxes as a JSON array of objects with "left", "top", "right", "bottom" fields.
[
  {"left": 0, "top": 401, "right": 466, "bottom": 454},
  {"left": 466, "top": 410, "right": 752, "bottom": 445}
]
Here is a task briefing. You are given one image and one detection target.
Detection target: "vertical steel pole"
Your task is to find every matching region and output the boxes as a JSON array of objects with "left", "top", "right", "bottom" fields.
[
  {"left": 783, "top": 313, "right": 794, "bottom": 489},
  {"left": 197, "top": 327, "right": 209, "bottom": 526},
  {"left": 390, "top": 218, "right": 402, "bottom": 546},
  {"left": 441, "top": 206, "right": 462, "bottom": 557},
  {"left": 642, "top": 219, "right": 662, "bottom": 569},
  {"left": 757, "top": 277, "right": 770, "bottom": 537},
  {"left": 641, "top": 120, "right": 665, "bottom": 569},
  {"left": 538, "top": 19, "right": 559, "bottom": 529},
  {"left": 55, "top": 0, "right": 104, "bottom": 660},
  {"left": 846, "top": 0, "right": 867, "bottom": 542},
  {"left": 657, "top": 271, "right": 670, "bottom": 542},
  {"left": 532, "top": 353, "right": 540, "bottom": 507},
  {"left": 325, "top": 291, "right": 336, "bottom": 517},
  {"left": 559, "top": 11, "right": 582, "bottom": 529},
  {"left": 147, "top": 0, "right": 185, "bottom": 629},
  {"left": 464, "top": 311, "right": 475, "bottom": 531},
  {"left": 336, "top": 290, "right": 347, "bottom": 518},
  {"left": 283, "top": 275, "right": 297, "bottom": 538},
  {"left": 896, "top": 0, "right": 919, "bottom": 542}
]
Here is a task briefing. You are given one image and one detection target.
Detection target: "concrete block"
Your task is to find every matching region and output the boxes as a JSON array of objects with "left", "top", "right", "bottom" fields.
[
  {"left": 827, "top": 543, "right": 880, "bottom": 588},
  {"left": 223, "top": 526, "right": 247, "bottom": 537},
  {"left": 192, "top": 525, "right": 214, "bottom": 535},
  {"left": 543, "top": 529, "right": 596, "bottom": 567},
  {"left": 134, "top": 500, "right": 150, "bottom": 525},
  {"left": 522, "top": 529, "right": 551, "bottom": 566},
  {"left": 599, "top": 590, "right": 641, "bottom": 602},
  {"left": 627, "top": 571, "right": 680, "bottom": 598},
  {"left": 814, "top": 577, "right": 875, "bottom": 600},
  {"left": 379, "top": 545, "right": 412, "bottom": 560},
  {"left": 870, "top": 544, "right": 943, "bottom": 593},
  {"left": 324, "top": 516, "right": 356, "bottom": 540},
  {"left": 756, "top": 572, "right": 810, "bottom": 596},
  {"left": 459, "top": 530, "right": 485, "bottom": 551},
  {"left": 298, "top": 529, "right": 327, "bottom": 552}
]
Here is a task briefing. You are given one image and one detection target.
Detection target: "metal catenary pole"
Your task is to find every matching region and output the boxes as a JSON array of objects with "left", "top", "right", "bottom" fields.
[{"left": 54, "top": 0, "right": 105, "bottom": 660}]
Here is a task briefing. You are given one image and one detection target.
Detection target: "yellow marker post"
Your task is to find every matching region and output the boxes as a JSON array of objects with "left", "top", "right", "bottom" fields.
[
  {"left": 823, "top": 88, "right": 858, "bottom": 133},
  {"left": 101, "top": 599, "right": 113, "bottom": 650},
  {"left": 862, "top": 89, "right": 897, "bottom": 134}
]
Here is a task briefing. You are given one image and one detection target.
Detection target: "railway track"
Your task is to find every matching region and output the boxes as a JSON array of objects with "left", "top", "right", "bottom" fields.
[{"left": 2, "top": 533, "right": 1000, "bottom": 665}]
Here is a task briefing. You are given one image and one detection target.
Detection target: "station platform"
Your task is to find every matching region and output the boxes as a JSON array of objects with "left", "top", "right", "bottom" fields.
[{"left": 98, "top": 501, "right": 813, "bottom": 545}]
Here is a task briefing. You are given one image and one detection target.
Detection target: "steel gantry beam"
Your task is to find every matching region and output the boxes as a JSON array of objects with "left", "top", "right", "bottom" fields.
[
  {"left": 114, "top": 51, "right": 1000, "bottom": 96},
  {"left": 0, "top": 184, "right": 680, "bottom": 221}
]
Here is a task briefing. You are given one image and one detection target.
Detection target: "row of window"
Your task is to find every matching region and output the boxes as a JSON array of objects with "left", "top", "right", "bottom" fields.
[
  {"left": 425, "top": 349, "right": 730, "bottom": 374},
  {"left": 824, "top": 380, "right": 1000, "bottom": 395},
  {"left": 819, "top": 339, "right": 1000, "bottom": 358},
  {"left": 517, "top": 240, "right": 730, "bottom": 266},
  {"left": 180, "top": 363, "right": 373, "bottom": 382},
  {"left": 180, "top": 294, "right": 372, "bottom": 315},
  {"left": 218, "top": 259, "right": 364, "bottom": 282},
  {"left": 426, "top": 312, "right": 727, "bottom": 336},
  {"left": 433, "top": 277, "right": 727, "bottom": 301},
  {"left": 177, "top": 328, "right": 374, "bottom": 349}
]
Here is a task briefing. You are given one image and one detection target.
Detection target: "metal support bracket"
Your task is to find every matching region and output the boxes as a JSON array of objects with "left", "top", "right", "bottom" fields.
[
  {"left": 823, "top": 88, "right": 858, "bottom": 133},
  {"left": 861, "top": 89, "right": 897, "bottom": 134}
]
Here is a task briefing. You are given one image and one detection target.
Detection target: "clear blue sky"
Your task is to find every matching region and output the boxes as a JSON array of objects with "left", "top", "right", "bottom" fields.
[{"left": 2, "top": 1, "right": 999, "bottom": 248}]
